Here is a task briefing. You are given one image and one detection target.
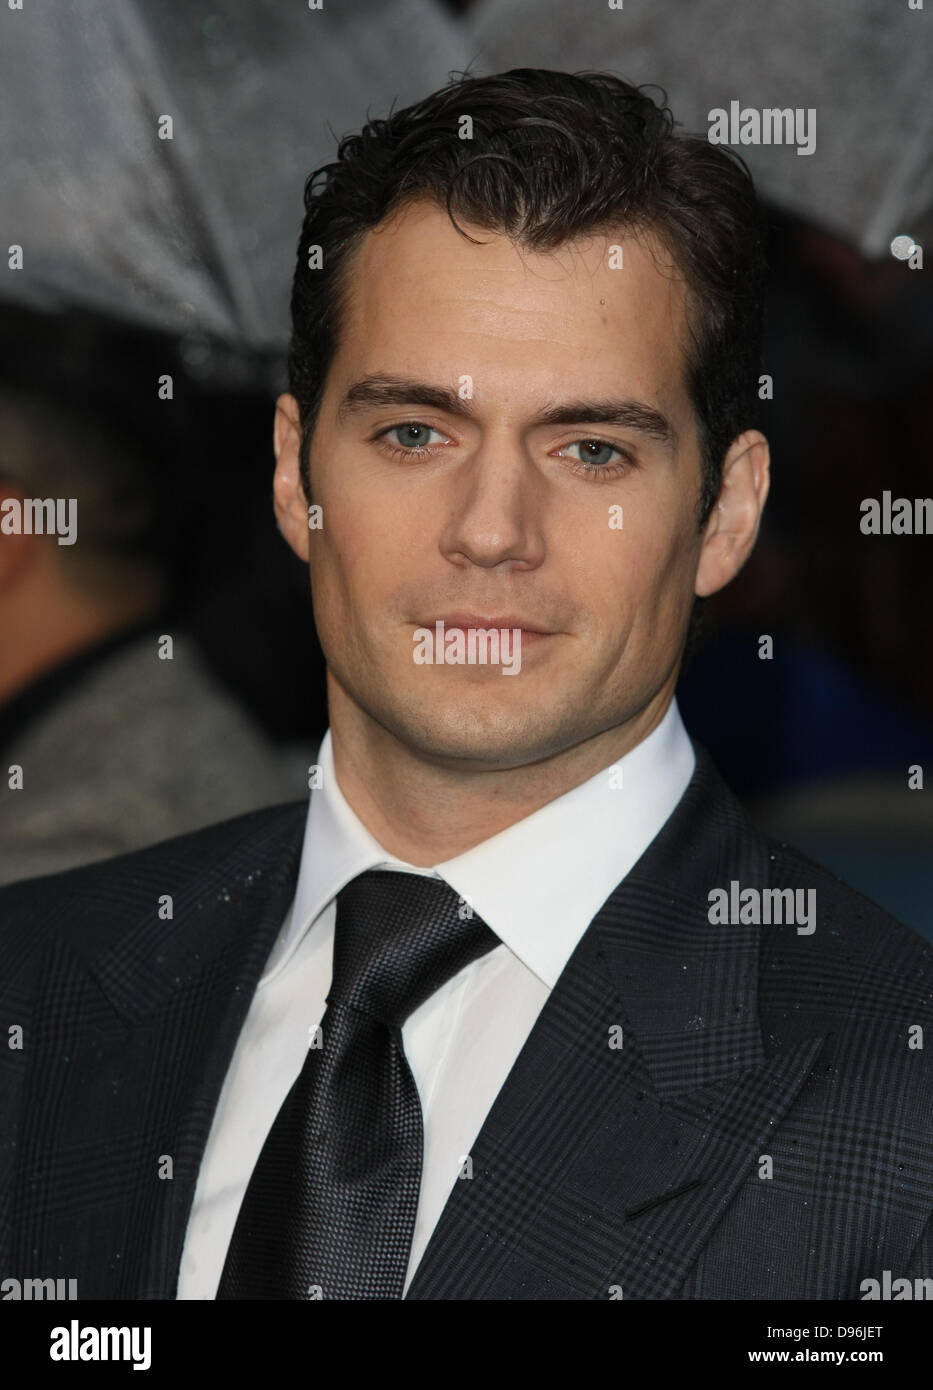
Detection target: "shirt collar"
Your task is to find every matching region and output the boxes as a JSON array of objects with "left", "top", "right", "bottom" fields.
[{"left": 262, "top": 699, "right": 695, "bottom": 988}]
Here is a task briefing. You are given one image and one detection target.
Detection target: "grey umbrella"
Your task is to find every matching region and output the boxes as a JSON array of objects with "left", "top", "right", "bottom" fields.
[
  {"left": 466, "top": 0, "right": 933, "bottom": 261},
  {"left": 0, "top": 0, "right": 471, "bottom": 386}
]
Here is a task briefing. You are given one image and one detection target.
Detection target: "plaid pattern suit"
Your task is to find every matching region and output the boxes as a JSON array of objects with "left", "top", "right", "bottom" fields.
[{"left": 1, "top": 745, "right": 931, "bottom": 1299}]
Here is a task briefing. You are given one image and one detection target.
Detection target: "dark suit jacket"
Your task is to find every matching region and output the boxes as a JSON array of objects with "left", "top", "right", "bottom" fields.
[{"left": 1, "top": 746, "right": 931, "bottom": 1299}]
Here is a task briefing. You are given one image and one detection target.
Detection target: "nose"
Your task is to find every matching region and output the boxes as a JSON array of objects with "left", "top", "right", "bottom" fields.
[{"left": 437, "top": 434, "right": 546, "bottom": 573}]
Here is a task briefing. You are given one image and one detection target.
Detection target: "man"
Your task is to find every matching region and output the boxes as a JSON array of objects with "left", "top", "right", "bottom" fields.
[{"left": 1, "top": 69, "right": 930, "bottom": 1301}]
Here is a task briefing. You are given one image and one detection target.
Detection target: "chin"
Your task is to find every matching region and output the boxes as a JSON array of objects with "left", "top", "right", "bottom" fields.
[{"left": 389, "top": 699, "right": 572, "bottom": 770}]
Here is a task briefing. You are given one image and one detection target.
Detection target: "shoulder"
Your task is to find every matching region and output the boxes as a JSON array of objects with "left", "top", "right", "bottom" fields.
[
  {"left": 691, "top": 743, "right": 931, "bottom": 976},
  {"left": 0, "top": 799, "right": 308, "bottom": 966},
  {"left": 691, "top": 744, "right": 933, "bottom": 1048},
  {"left": 751, "top": 834, "right": 933, "bottom": 1131},
  {"left": 757, "top": 832, "right": 933, "bottom": 983},
  {"left": 694, "top": 761, "right": 933, "bottom": 1148}
]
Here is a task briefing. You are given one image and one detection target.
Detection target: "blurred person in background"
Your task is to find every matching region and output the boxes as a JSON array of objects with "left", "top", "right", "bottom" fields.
[{"left": 0, "top": 377, "right": 305, "bottom": 885}]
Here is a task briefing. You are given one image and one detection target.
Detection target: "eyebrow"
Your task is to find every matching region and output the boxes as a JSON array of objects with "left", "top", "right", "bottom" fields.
[{"left": 336, "top": 375, "right": 679, "bottom": 451}]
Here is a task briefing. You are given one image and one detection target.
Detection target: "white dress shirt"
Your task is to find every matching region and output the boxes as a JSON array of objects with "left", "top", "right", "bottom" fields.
[{"left": 176, "top": 699, "right": 696, "bottom": 1298}]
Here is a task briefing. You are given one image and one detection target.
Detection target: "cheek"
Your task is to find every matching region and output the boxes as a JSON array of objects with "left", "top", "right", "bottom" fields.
[
  {"left": 596, "top": 512, "right": 697, "bottom": 626},
  {"left": 308, "top": 485, "right": 368, "bottom": 579},
  {"left": 308, "top": 503, "right": 408, "bottom": 616},
  {"left": 597, "top": 523, "right": 670, "bottom": 598},
  {"left": 307, "top": 527, "right": 355, "bottom": 628}
]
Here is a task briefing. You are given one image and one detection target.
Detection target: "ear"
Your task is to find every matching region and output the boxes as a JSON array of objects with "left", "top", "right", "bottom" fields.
[
  {"left": 272, "top": 393, "right": 311, "bottom": 563},
  {"left": 694, "top": 429, "right": 770, "bottom": 598}
]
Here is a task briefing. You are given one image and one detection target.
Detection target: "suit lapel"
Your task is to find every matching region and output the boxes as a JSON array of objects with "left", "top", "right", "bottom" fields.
[{"left": 406, "top": 750, "right": 825, "bottom": 1299}]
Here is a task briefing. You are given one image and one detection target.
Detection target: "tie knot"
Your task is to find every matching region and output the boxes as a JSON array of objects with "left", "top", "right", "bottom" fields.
[{"left": 328, "top": 869, "right": 499, "bottom": 1028}]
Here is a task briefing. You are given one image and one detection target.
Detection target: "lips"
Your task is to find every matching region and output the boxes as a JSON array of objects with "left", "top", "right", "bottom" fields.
[{"left": 424, "top": 613, "right": 554, "bottom": 635}]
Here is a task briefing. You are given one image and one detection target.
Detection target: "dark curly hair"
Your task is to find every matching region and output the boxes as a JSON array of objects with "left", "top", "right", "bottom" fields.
[{"left": 287, "top": 67, "right": 767, "bottom": 531}]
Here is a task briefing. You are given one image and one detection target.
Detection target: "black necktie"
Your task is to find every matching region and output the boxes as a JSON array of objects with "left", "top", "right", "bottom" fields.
[{"left": 216, "top": 868, "right": 499, "bottom": 1300}]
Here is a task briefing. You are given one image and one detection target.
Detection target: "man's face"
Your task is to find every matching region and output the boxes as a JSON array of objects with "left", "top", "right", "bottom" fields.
[{"left": 278, "top": 199, "right": 737, "bottom": 770}]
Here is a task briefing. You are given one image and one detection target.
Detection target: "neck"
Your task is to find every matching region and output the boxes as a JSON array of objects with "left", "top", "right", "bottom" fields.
[{"left": 326, "top": 675, "right": 677, "bottom": 866}]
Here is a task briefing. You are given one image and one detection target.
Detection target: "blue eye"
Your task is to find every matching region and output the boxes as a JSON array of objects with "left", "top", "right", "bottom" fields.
[
  {"left": 379, "top": 423, "right": 448, "bottom": 455},
  {"left": 560, "top": 439, "right": 625, "bottom": 469}
]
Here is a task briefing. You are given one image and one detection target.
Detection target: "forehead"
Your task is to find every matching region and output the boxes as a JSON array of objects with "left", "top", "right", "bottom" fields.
[{"left": 329, "top": 198, "right": 693, "bottom": 421}]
